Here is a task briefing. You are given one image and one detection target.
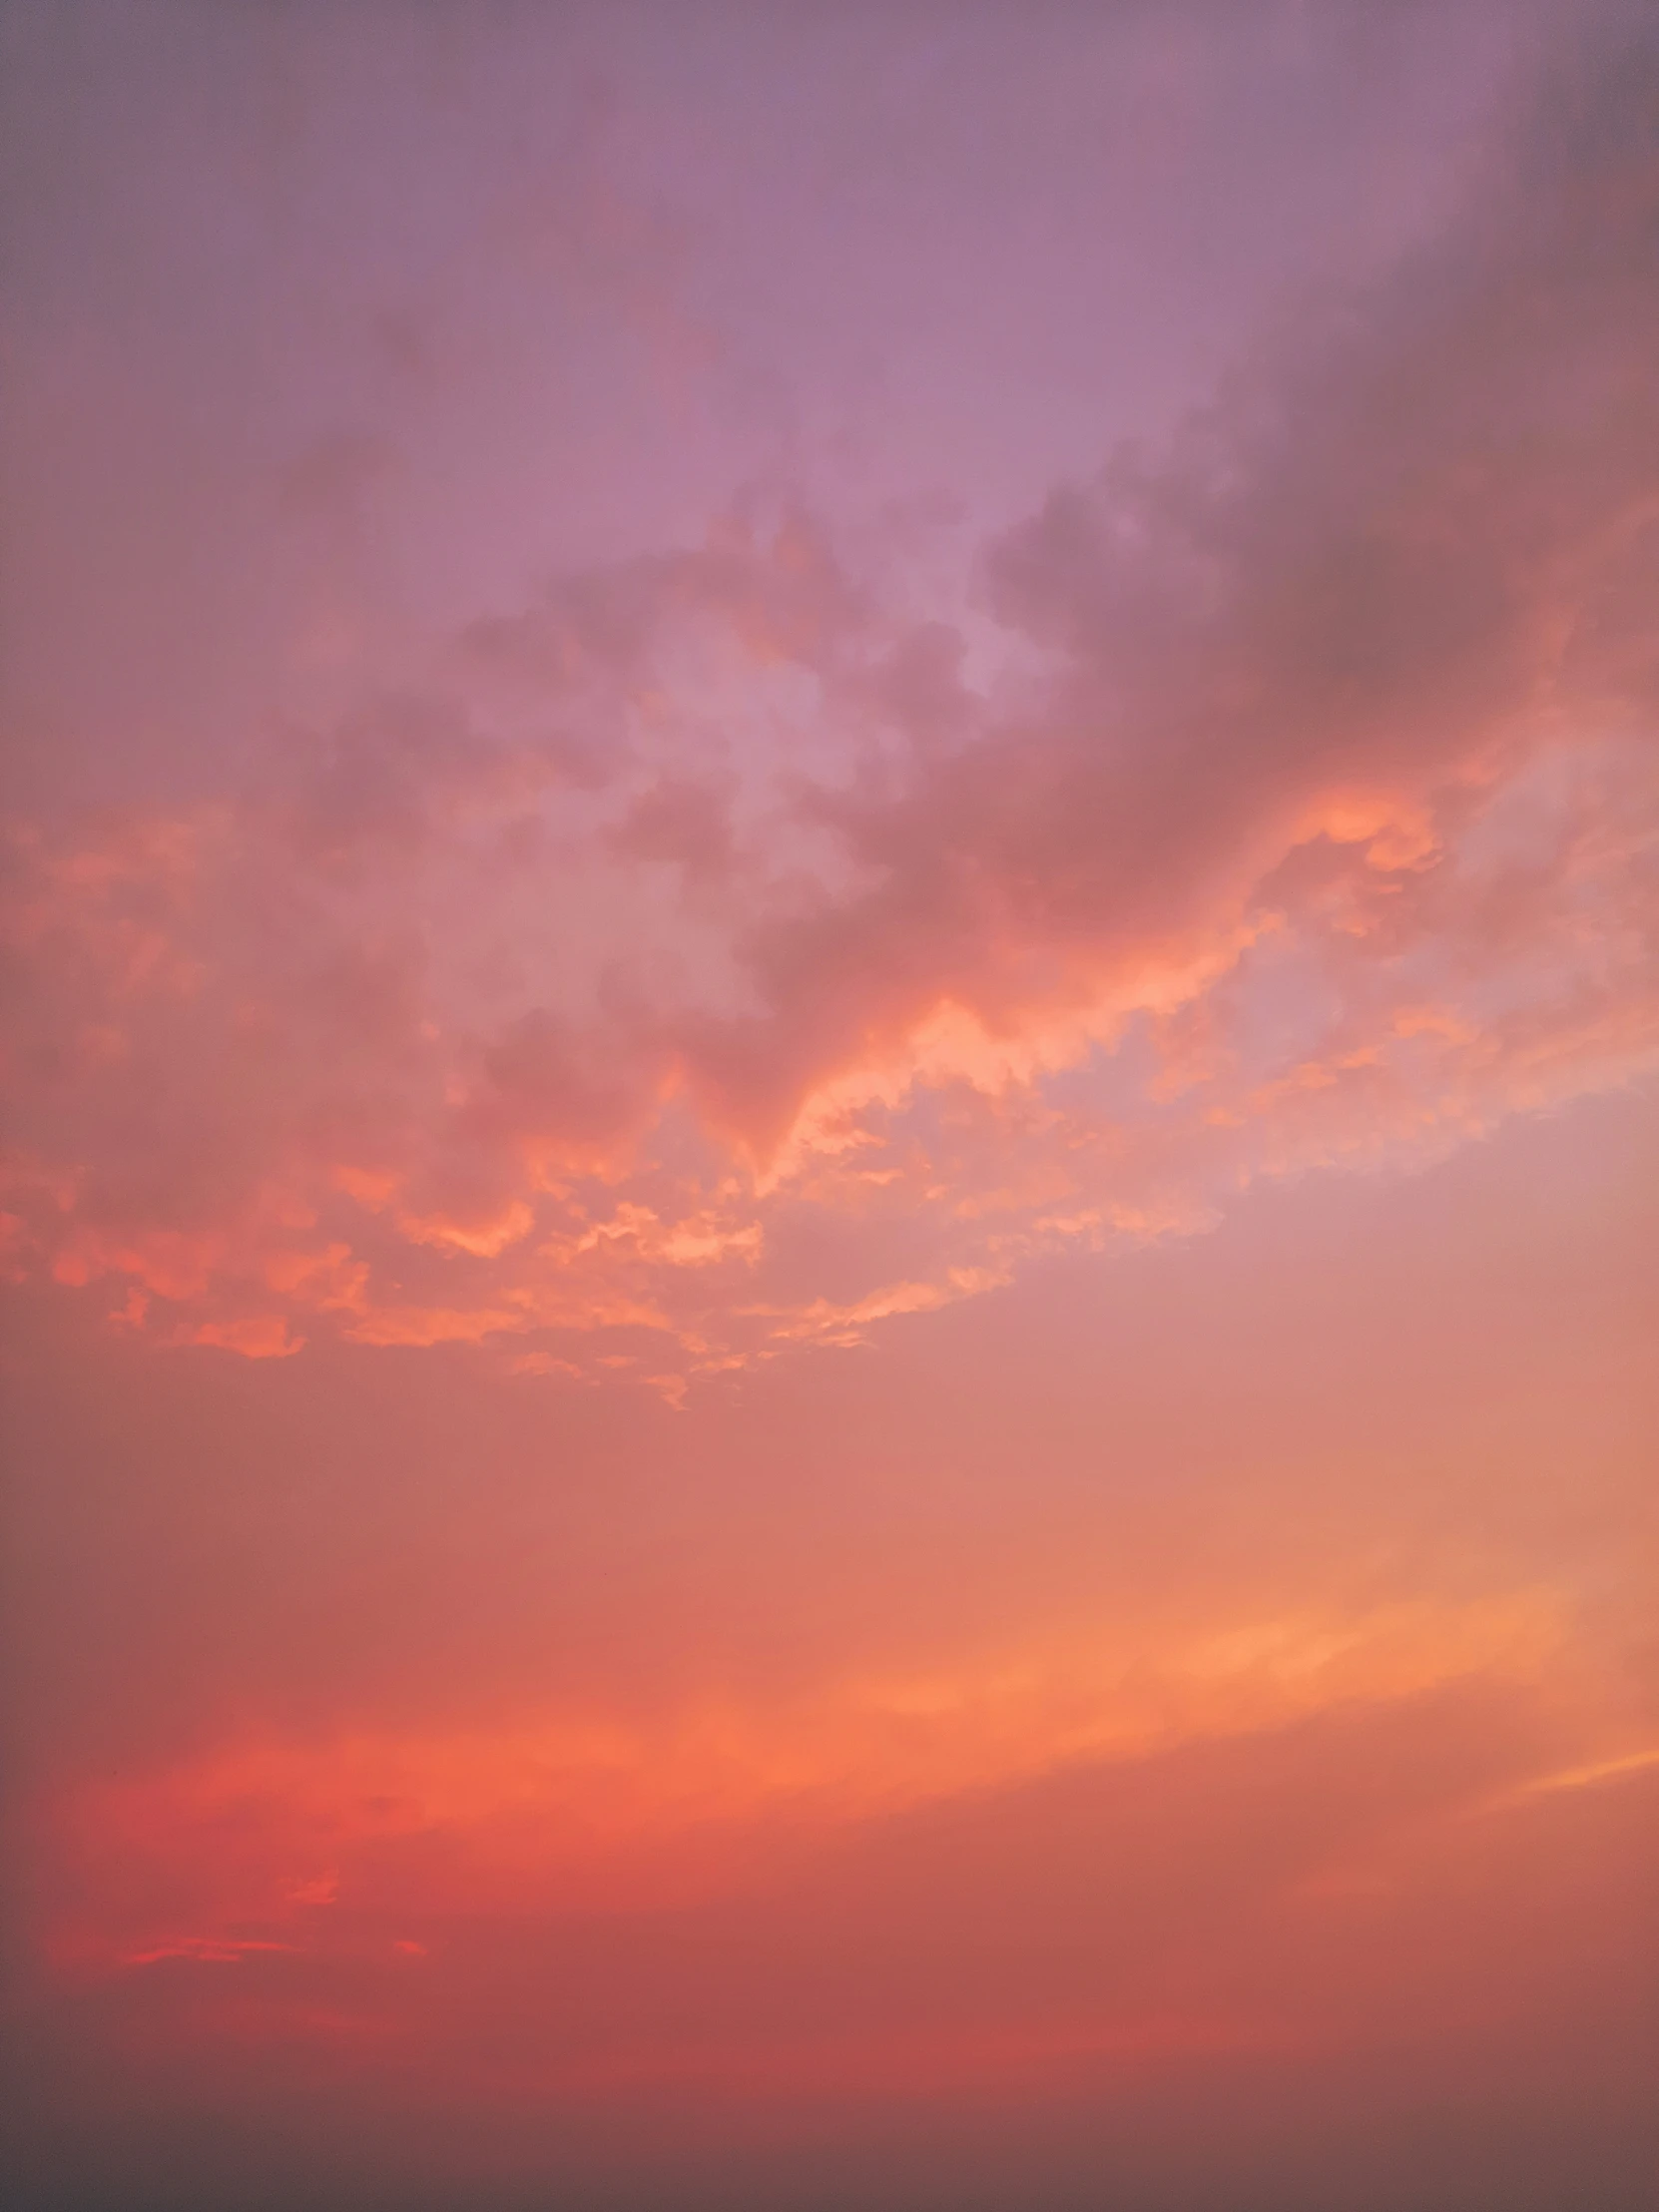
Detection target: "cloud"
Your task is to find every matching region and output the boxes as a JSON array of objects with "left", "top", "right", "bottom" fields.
[
  {"left": 2, "top": 17, "right": 1656, "bottom": 1385},
  {"left": 15, "top": 1682, "right": 1657, "bottom": 2209}
]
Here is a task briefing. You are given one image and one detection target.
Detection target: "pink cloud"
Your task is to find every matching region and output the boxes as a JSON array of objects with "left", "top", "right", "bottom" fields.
[{"left": 6, "top": 27, "right": 1652, "bottom": 1395}]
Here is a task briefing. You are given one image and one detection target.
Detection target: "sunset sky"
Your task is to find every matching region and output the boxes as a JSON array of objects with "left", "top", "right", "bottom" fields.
[{"left": 2, "top": 4, "right": 1656, "bottom": 2208}]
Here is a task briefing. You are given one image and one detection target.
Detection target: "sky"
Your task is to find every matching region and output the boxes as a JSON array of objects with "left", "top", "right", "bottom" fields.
[{"left": 1, "top": 3, "right": 1656, "bottom": 2207}]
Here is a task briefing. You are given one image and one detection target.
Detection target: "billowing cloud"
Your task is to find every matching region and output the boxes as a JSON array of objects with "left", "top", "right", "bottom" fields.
[{"left": 3, "top": 24, "right": 1656, "bottom": 1388}]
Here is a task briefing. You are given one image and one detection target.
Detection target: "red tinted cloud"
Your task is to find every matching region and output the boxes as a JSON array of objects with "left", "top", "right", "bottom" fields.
[{"left": 5, "top": 43, "right": 1657, "bottom": 1377}]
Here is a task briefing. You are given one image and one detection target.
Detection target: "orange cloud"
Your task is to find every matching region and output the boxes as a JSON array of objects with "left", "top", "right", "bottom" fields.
[{"left": 6, "top": 62, "right": 1657, "bottom": 1376}]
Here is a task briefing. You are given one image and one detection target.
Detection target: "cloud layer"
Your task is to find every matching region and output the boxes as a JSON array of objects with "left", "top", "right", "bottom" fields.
[{"left": 4, "top": 24, "right": 1657, "bottom": 1390}]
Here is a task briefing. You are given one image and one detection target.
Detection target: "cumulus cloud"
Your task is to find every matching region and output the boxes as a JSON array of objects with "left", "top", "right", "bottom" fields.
[{"left": 2, "top": 18, "right": 1656, "bottom": 1383}]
